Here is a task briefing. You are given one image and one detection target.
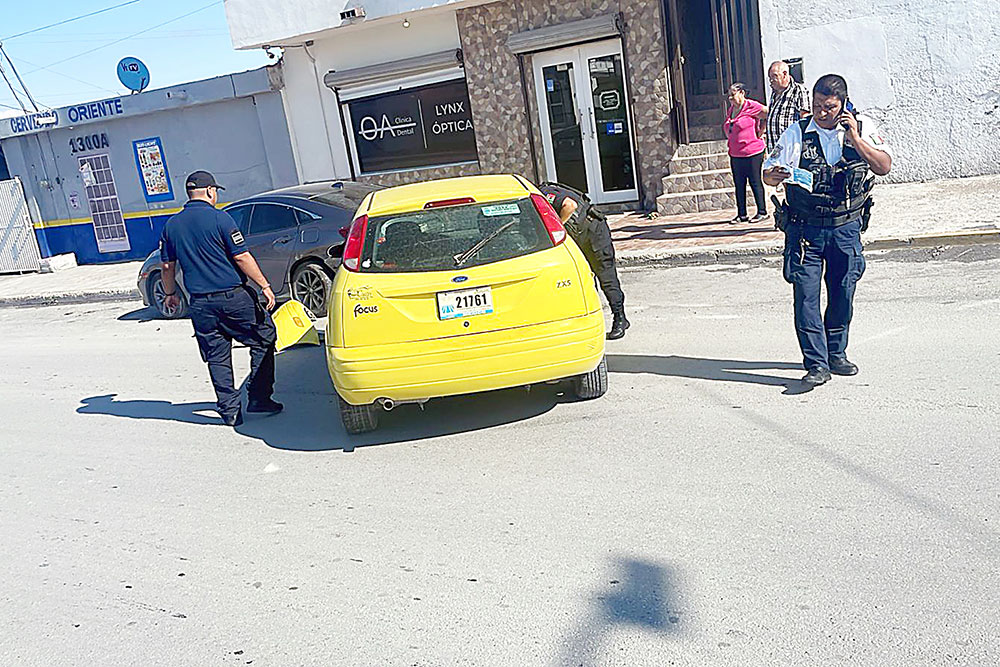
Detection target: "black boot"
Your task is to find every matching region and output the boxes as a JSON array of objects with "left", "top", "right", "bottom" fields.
[{"left": 607, "top": 308, "right": 630, "bottom": 340}]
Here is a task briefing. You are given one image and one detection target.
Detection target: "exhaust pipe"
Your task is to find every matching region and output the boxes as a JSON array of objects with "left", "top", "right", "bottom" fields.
[{"left": 380, "top": 398, "right": 395, "bottom": 411}]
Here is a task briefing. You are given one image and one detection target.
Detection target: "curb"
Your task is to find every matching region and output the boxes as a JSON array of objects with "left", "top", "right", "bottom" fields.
[
  {"left": 1, "top": 229, "right": 998, "bottom": 307},
  {"left": 0, "top": 289, "right": 141, "bottom": 309},
  {"left": 617, "top": 229, "right": 1000, "bottom": 268}
]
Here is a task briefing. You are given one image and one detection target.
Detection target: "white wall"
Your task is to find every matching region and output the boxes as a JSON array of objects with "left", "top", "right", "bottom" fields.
[
  {"left": 225, "top": 0, "right": 485, "bottom": 49},
  {"left": 277, "top": 10, "right": 463, "bottom": 183},
  {"left": 758, "top": 0, "right": 1000, "bottom": 182}
]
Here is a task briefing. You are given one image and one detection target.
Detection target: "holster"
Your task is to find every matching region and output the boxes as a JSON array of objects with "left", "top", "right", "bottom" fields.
[
  {"left": 860, "top": 197, "right": 875, "bottom": 233},
  {"left": 771, "top": 195, "right": 788, "bottom": 232}
]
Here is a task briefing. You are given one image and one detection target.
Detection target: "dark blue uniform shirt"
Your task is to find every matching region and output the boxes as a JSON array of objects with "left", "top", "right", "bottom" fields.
[{"left": 160, "top": 200, "right": 248, "bottom": 296}]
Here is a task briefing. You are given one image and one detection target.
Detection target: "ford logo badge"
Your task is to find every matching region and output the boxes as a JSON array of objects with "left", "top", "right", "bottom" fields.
[{"left": 452, "top": 275, "right": 469, "bottom": 283}]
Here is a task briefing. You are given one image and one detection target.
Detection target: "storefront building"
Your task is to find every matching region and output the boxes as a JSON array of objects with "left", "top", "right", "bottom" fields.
[
  {"left": 0, "top": 66, "right": 298, "bottom": 264},
  {"left": 224, "top": 0, "right": 999, "bottom": 214}
]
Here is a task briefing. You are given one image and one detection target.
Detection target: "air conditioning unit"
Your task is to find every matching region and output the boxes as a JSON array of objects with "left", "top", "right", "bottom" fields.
[{"left": 339, "top": 7, "right": 365, "bottom": 20}]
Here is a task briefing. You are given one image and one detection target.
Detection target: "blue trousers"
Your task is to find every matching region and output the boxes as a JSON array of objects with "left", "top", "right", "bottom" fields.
[
  {"left": 188, "top": 286, "right": 277, "bottom": 417},
  {"left": 783, "top": 220, "right": 866, "bottom": 371}
]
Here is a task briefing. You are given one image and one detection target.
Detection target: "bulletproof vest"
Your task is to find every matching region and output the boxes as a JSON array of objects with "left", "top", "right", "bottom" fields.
[{"left": 786, "top": 117, "right": 873, "bottom": 220}]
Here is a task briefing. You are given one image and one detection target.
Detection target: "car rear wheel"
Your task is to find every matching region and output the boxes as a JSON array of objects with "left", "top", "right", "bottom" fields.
[
  {"left": 572, "top": 356, "right": 608, "bottom": 400},
  {"left": 338, "top": 396, "right": 379, "bottom": 434},
  {"left": 149, "top": 271, "right": 187, "bottom": 319},
  {"left": 292, "top": 262, "right": 333, "bottom": 318}
]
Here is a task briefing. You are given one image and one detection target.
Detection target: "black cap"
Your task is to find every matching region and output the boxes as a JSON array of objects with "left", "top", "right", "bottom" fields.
[{"left": 185, "top": 170, "right": 225, "bottom": 190}]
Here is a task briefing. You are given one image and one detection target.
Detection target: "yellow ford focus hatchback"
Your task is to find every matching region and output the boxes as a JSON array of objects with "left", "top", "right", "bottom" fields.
[{"left": 326, "top": 174, "right": 607, "bottom": 434}]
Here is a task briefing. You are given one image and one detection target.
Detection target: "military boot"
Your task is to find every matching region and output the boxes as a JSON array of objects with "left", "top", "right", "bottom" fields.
[{"left": 607, "top": 308, "right": 630, "bottom": 340}]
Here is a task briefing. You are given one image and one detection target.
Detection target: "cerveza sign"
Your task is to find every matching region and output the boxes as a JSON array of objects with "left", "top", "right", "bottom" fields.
[
  {"left": 3, "top": 98, "right": 125, "bottom": 137},
  {"left": 348, "top": 79, "right": 478, "bottom": 173}
]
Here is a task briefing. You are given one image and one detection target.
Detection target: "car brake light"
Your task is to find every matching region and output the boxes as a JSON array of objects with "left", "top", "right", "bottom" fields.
[
  {"left": 530, "top": 193, "right": 567, "bottom": 245},
  {"left": 424, "top": 196, "right": 476, "bottom": 209},
  {"left": 342, "top": 214, "right": 367, "bottom": 271}
]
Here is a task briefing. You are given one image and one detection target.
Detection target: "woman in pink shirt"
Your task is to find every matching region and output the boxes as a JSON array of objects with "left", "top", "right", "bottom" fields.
[{"left": 723, "top": 83, "right": 769, "bottom": 223}]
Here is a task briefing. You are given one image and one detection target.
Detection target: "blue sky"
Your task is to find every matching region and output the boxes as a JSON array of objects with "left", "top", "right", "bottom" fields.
[{"left": 0, "top": 0, "right": 270, "bottom": 112}]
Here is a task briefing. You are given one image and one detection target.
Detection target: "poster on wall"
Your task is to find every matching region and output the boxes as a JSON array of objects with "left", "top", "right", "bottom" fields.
[
  {"left": 347, "top": 79, "right": 479, "bottom": 174},
  {"left": 132, "top": 136, "right": 174, "bottom": 203}
]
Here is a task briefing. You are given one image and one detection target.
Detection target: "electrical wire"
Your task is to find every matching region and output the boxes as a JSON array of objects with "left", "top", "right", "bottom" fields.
[
  {"left": 1, "top": 0, "right": 143, "bottom": 42},
  {"left": 29, "top": 1, "right": 222, "bottom": 73},
  {"left": 0, "top": 45, "right": 40, "bottom": 111},
  {"left": 0, "top": 59, "right": 28, "bottom": 113}
]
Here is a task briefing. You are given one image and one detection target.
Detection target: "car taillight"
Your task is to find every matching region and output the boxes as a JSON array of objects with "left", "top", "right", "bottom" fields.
[
  {"left": 342, "top": 214, "right": 367, "bottom": 271},
  {"left": 530, "top": 193, "right": 567, "bottom": 245}
]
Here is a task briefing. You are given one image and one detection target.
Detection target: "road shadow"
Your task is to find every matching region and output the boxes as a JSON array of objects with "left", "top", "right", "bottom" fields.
[
  {"left": 77, "top": 345, "right": 568, "bottom": 452},
  {"left": 608, "top": 353, "right": 813, "bottom": 395},
  {"left": 78, "top": 394, "right": 221, "bottom": 425},
  {"left": 558, "top": 557, "right": 682, "bottom": 665},
  {"left": 117, "top": 306, "right": 159, "bottom": 322}
]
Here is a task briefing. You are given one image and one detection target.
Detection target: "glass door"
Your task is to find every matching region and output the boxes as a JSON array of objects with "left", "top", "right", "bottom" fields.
[{"left": 534, "top": 41, "right": 639, "bottom": 204}]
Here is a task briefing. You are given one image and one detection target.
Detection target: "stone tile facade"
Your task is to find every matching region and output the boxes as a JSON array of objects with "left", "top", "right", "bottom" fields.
[
  {"left": 357, "top": 162, "right": 481, "bottom": 189},
  {"left": 456, "top": 0, "right": 675, "bottom": 209}
]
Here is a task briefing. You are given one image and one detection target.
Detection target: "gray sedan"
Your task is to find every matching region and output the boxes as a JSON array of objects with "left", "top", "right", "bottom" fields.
[{"left": 138, "top": 180, "right": 377, "bottom": 318}]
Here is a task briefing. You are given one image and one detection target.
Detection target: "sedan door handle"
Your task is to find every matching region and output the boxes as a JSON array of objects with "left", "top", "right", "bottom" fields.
[{"left": 273, "top": 235, "right": 293, "bottom": 246}]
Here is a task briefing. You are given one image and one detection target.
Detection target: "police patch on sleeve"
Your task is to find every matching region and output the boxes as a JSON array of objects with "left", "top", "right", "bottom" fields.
[{"left": 231, "top": 230, "right": 245, "bottom": 245}]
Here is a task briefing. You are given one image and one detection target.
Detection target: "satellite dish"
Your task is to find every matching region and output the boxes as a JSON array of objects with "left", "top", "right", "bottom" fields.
[{"left": 117, "top": 57, "right": 150, "bottom": 94}]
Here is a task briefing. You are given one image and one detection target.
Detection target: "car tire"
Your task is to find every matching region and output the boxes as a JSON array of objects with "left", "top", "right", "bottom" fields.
[
  {"left": 572, "top": 356, "right": 608, "bottom": 400},
  {"left": 292, "top": 262, "right": 333, "bottom": 319},
  {"left": 338, "top": 395, "right": 379, "bottom": 434},
  {"left": 149, "top": 271, "right": 188, "bottom": 319}
]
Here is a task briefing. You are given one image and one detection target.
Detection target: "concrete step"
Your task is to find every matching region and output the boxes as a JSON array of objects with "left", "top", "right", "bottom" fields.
[
  {"left": 656, "top": 187, "right": 749, "bottom": 216},
  {"left": 675, "top": 139, "right": 728, "bottom": 158},
  {"left": 666, "top": 152, "right": 730, "bottom": 175},
  {"left": 661, "top": 168, "right": 733, "bottom": 194},
  {"left": 688, "top": 93, "right": 721, "bottom": 111},
  {"left": 689, "top": 125, "right": 725, "bottom": 142}
]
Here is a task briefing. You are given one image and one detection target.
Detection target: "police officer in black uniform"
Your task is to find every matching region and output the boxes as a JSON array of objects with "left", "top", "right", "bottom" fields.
[
  {"left": 763, "top": 74, "right": 893, "bottom": 386},
  {"left": 160, "top": 170, "right": 282, "bottom": 426},
  {"left": 537, "top": 182, "right": 630, "bottom": 340}
]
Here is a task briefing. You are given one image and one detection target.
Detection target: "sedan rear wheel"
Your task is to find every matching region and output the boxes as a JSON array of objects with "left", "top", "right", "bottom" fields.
[
  {"left": 572, "top": 357, "right": 608, "bottom": 400},
  {"left": 150, "top": 271, "right": 187, "bottom": 319},
  {"left": 292, "top": 262, "right": 333, "bottom": 318},
  {"left": 338, "top": 396, "right": 379, "bottom": 434}
]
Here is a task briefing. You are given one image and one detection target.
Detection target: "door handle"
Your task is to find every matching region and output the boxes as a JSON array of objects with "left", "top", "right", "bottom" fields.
[{"left": 273, "top": 235, "right": 293, "bottom": 246}]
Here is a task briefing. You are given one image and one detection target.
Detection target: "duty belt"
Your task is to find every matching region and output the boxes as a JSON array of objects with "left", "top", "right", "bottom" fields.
[
  {"left": 788, "top": 211, "right": 861, "bottom": 228},
  {"left": 190, "top": 285, "right": 246, "bottom": 299}
]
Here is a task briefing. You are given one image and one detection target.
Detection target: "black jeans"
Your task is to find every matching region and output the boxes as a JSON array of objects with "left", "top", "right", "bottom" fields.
[
  {"left": 566, "top": 211, "right": 625, "bottom": 312},
  {"left": 730, "top": 152, "right": 767, "bottom": 218},
  {"left": 188, "top": 286, "right": 277, "bottom": 417}
]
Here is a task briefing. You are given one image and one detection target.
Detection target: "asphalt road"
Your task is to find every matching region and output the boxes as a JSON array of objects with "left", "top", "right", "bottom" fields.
[{"left": 1, "top": 247, "right": 998, "bottom": 666}]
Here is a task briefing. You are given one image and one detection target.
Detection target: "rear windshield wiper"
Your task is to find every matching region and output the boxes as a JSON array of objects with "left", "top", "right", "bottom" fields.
[{"left": 453, "top": 220, "right": 518, "bottom": 267}]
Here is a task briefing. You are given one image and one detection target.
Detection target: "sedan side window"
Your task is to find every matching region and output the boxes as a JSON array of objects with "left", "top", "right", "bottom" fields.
[
  {"left": 225, "top": 205, "right": 253, "bottom": 234},
  {"left": 249, "top": 204, "right": 298, "bottom": 236}
]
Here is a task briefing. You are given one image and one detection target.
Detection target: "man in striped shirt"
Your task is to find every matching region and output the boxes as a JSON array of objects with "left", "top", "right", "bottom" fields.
[{"left": 766, "top": 61, "right": 811, "bottom": 153}]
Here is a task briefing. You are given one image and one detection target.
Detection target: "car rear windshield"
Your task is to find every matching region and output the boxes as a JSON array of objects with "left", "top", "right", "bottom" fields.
[{"left": 359, "top": 198, "right": 553, "bottom": 273}]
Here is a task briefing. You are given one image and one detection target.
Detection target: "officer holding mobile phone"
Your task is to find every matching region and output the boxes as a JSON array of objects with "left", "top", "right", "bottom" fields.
[{"left": 763, "top": 74, "right": 892, "bottom": 387}]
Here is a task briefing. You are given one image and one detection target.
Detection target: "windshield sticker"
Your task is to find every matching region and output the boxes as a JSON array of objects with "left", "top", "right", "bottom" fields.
[{"left": 481, "top": 203, "right": 520, "bottom": 217}]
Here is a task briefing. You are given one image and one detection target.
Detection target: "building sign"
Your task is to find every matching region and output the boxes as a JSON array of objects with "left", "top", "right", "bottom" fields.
[
  {"left": 8, "top": 110, "right": 58, "bottom": 134},
  {"left": 2, "top": 99, "right": 124, "bottom": 138},
  {"left": 347, "top": 79, "right": 478, "bottom": 173},
  {"left": 67, "top": 99, "right": 124, "bottom": 124},
  {"left": 132, "top": 137, "right": 174, "bottom": 203},
  {"left": 69, "top": 132, "right": 110, "bottom": 154}
]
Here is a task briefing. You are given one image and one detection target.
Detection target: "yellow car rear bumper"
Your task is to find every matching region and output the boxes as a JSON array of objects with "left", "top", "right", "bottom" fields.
[{"left": 327, "top": 310, "right": 605, "bottom": 405}]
